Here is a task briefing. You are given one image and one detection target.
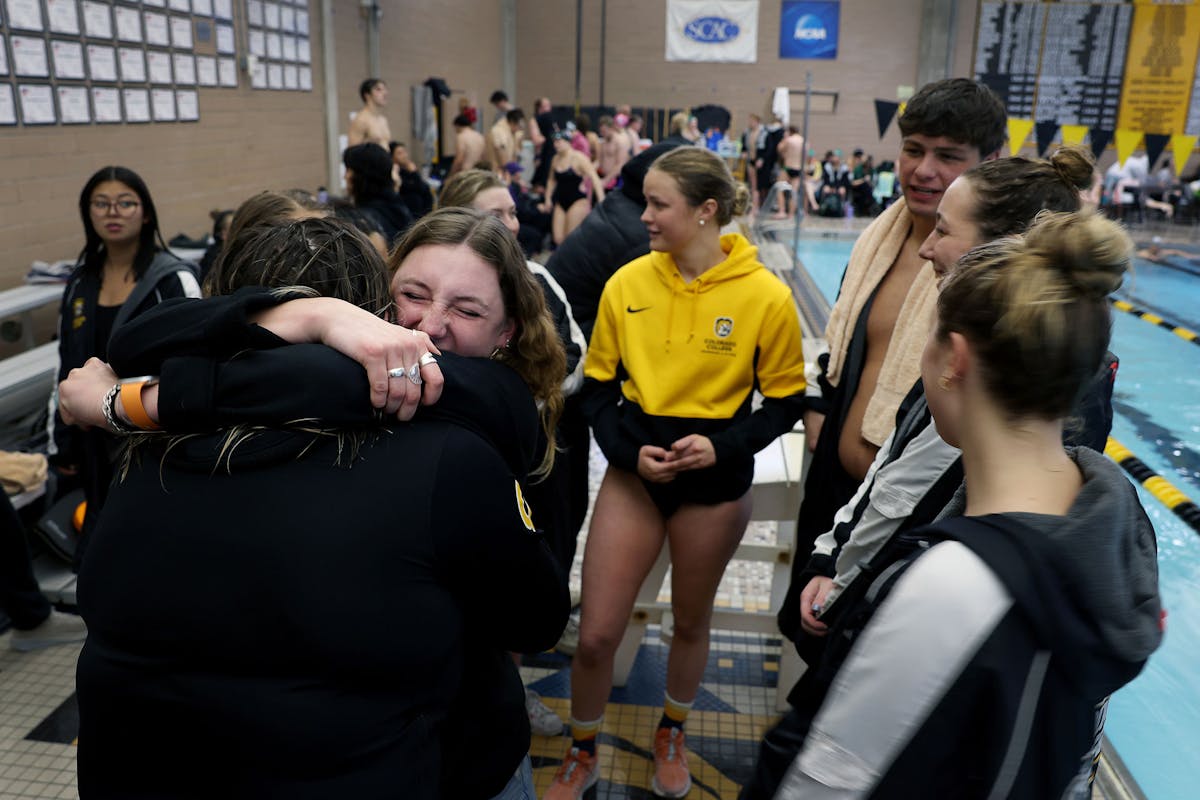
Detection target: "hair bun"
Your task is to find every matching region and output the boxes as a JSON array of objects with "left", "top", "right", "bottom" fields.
[
  {"left": 1023, "top": 211, "right": 1130, "bottom": 300},
  {"left": 1048, "top": 145, "right": 1096, "bottom": 192}
]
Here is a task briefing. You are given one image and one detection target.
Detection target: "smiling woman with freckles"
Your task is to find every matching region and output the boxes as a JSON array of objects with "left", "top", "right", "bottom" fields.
[
  {"left": 52, "top": 166, "right": 200, "bottom": 564},
  {"left": 542, "top": 147, "right": 808, "bottom": 800}
]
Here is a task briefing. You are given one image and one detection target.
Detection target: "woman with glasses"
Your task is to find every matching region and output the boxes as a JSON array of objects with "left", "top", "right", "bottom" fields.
[{"left": 53, "top": 166, "right": 200, "bottom": 565}]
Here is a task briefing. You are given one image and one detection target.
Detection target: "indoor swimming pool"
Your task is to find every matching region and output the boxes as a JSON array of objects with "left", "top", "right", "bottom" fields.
[{"left": 794, "top": 235, "right": 1200, "bottom": 800}]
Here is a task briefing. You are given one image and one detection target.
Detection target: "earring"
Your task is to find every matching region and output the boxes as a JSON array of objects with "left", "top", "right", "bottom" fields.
[
  {"left": 699, "top": 219, "right": 706, "bottom": 226},
  {"left": 490, "top": 338, "right": 512, "bottom": 360},
  {"left": 937, "top": 374, "right": 953, "bottom": 391}
]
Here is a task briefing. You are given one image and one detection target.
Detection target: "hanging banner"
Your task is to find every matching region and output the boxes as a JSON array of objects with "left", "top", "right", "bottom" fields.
[
  {"left": 1117, "top": 1, "right": 1200, "bottom": 134},
  {"left": 666, "top": 0, "right": 759, "bottom": 63},
  {"left": 780, "top": 1, "right": 839, "bottom": 60}
]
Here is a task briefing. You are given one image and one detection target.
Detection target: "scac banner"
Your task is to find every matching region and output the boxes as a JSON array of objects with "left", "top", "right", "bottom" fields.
[
  {"left": 780, "top": 0, "right": 839, "bottom": 59},
  {"left": 666, "top": 0, "right": 759, "bottom": 63}
]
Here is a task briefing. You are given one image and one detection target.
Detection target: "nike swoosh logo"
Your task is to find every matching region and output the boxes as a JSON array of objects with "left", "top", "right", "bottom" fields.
[{"left": 626, "top": 305, "right": 652, "bottom": 313}]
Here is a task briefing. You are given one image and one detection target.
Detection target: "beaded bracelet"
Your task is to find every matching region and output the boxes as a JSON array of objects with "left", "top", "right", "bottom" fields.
[{"left": 101, "top": 383, "right": 137, "bottom": 435}]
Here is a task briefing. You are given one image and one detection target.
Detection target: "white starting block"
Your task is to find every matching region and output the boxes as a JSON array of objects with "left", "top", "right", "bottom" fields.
[{"left": 610, "top": 422, "right": 809, "bottom": 711}]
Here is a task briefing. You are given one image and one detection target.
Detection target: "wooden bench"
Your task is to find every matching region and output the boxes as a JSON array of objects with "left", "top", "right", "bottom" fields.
[
  {"left": 0, "top": 284, "right": 64, "bottom": 350},
  {"left": 610, "top": 423, "right": 809, "bottom": 711}
]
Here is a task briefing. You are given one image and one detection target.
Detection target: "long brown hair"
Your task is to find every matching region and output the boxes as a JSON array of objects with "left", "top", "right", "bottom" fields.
[{"left": 390, "top": 208, "right": 565, "bottom": 476}]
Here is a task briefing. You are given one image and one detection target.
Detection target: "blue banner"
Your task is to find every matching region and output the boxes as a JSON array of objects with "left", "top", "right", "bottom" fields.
[{"left": 779, "top": 1, "right": 839, "bottom": 60}]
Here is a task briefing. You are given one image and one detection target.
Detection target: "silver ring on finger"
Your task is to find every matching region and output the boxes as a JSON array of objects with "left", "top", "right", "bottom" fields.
[
  {"left": 418, "top": 352, "right": 437, "bottom": 368},
  {"left": 407, "top": 364, "right": 422, "bottom": 385},
  {"left": 387, "top": 367, "right": 407, "bottom": 379}
]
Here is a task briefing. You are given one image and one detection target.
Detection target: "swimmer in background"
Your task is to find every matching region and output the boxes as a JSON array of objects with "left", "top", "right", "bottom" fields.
[{"left": 1136, "top": 236, "right": 1191, "bottom": 264}]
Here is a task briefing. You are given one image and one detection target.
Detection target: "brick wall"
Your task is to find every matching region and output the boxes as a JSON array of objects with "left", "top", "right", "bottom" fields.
[
  {"left": 515, "top": 0, "right": 979, "bottom": 162},
  {"left": 2, "top": 0, "right": 986, "bottom": 347}
]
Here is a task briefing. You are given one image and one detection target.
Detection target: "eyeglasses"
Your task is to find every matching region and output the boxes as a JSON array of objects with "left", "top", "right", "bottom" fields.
[{"left": 91, "top": 199, "right": 141, "bottom": 214}]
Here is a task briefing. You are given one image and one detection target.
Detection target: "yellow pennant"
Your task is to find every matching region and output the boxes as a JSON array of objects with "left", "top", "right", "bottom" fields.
[
  {"left": 1060, "top": 125, "right": 1089, "bottom": 147},
  {"left": 1114, "top": 129, "right": 1143, "bottom": 168},
  {"left": 1007, "top": 118, "right": 1034, "bottom": 157},
  {"left": 1170, "top": 134, "right": 1198, "bottom": 177}
]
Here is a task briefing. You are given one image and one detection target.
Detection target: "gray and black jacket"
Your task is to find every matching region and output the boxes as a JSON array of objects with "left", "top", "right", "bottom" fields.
[{"left": 777, "top": 447, "right": 1163, "bottom": 799}]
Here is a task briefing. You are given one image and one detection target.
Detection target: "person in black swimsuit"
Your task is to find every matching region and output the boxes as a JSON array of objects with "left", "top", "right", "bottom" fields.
[
  {"left": 553, "top": 168, "right": 586, "bottom": 211},
  {"left": 541, "top": 132, "right": 605, "bottom": 245}
]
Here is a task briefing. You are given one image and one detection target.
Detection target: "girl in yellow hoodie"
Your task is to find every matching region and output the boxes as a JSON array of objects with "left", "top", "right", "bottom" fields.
[{"left": 545, "top": 147, "right": 807, "bottom": 799}]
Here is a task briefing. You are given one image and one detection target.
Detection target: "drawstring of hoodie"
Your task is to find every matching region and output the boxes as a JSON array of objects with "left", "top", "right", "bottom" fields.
[{"left": 664, "top": 271, "right": 703, "bottom": 352}]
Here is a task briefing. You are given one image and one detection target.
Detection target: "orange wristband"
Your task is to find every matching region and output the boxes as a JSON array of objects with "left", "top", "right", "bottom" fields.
[{"left": 119, "top": 380, "right": 162, "bottom": 431}]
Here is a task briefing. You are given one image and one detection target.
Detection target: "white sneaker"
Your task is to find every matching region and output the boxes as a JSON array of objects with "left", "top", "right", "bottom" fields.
[
  {"left": 10, "top": 610, "right": 87, "bottom": 652},
  {"left": 525, "top": 689, "right": 564, "bottom": 737},
  {"left": 556, "top": 607, "right": 580, "bottom": 656}
]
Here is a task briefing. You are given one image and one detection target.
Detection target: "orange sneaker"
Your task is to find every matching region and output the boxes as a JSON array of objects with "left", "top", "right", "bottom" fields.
[
  {"left": 652, "top": 726, "right": 691, "bottom": 798},
  {"left": 544, "top": 746, "right": 599, "bottom": 799}
]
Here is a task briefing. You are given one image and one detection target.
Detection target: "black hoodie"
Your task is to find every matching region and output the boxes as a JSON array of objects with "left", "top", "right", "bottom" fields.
[
  {"left": 103, "top": 290, "right": 564, "bottom": 797},
  {"left": 777, "top": 447, "right": 1162, "bottom": 799}
]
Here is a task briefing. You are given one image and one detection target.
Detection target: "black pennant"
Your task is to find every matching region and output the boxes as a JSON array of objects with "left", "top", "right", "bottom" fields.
[
  {"left": 874, "top": 100, "right": 899, "bottom": 139},
  {"left": 1035, "top": 121, "right": 1059, "bottom": 157},
  {"left": 1144, "top": 133, "right": 1171, "bottom": 170},
  {"left": 1089, "top": 128, "right": 1114, "bottom": 160}
]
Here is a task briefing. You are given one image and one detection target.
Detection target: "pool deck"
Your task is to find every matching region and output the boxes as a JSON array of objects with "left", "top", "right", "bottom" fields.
[{"left": 0, "top": 208, "right": 1181, "bottom": 799}]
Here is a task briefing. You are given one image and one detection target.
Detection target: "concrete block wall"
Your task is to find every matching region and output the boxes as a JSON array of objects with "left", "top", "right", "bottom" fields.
[{"left": 515, "top": 0, "right": 979, "bottom": 164}]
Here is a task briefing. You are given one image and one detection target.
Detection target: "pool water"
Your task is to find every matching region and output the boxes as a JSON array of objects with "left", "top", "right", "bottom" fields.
[{"left": 796, "top": 238, "right": 1200, "bottom": 800}]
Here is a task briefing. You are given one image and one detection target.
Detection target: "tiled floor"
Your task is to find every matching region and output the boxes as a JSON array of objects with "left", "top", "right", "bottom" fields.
[
  {"left": 0, "top": 638, "right": 80, "bottom": 798},
  {"left": 0, "top": 213, "right": 1168, "bottom": 798},
  {"left": 0, "top": 622, "right": 786, "bottom": 800},
  {"left": 0, "top": 434, "right": 788, "bottom": 800},
  {"left": 526, "top": 628, "right": 783, "bottom": 799}
]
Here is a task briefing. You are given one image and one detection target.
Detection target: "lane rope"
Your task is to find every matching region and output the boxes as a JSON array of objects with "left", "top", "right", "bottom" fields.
[
  {"left": 1105, "top": 436, "right": 1200, "bottom": 533},
  {"left": 1110, "top": 299, "right": 1200, "bottom": 346}
]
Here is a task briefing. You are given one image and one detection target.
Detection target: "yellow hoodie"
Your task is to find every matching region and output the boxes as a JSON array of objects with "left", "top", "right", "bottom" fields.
[{"left": 583, "top": 233, "right": 807, "bottom": 474}]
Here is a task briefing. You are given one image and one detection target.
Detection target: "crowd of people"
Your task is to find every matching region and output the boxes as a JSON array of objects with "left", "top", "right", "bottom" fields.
[{"left": 0, "top": 76, "right": 1167, "bottom": 800}]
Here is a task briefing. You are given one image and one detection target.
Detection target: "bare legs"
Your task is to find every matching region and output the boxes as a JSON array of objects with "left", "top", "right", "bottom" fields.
[{"left": 569, "top": 466, "right": 752, "bottom": 719}]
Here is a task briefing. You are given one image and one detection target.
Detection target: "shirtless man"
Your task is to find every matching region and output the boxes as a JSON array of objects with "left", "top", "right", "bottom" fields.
[
  {"left": 489, "top": 90, "right": 513, "bottom": 125},
  {"left": 596, "top": 115, "right": 630, "bottom": 191},
  {"left": 791, "top": 77, "right": 1006, "bottom": 560},
  {"left": 348, "top": 78, "right": 391, "bottom": 148},
  {"left": 449, "top": 113, "right": 487, "bottom": 178},
  {"left": 776, "top": 126, "right": 805, "bottom": 217},
  {"left": 487, "top": 108, "right": 525, "bottom": 174}
]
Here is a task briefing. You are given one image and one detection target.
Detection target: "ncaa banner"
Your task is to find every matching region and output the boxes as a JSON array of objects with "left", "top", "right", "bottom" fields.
[
  {"left": 666, "top": 0, "right": 759, "bottom": 63},
  {"left": 780, "top": 1, "right": 839, "bottom": 59}
]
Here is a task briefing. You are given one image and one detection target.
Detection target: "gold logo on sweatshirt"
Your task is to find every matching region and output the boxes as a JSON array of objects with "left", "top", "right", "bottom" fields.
[{"left": 514, "top": 480, "right": 536, "bottom": 531}]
